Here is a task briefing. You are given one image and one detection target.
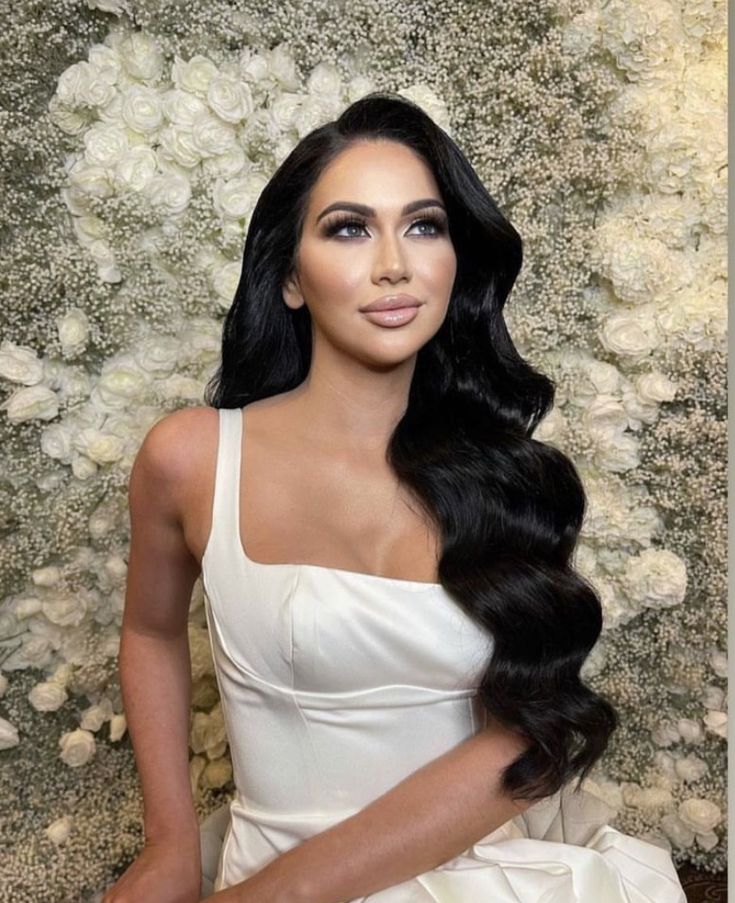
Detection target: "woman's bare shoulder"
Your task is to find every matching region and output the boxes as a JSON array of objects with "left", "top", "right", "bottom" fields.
[{"left": 132, "top": 405, "right": 220, "bottom": 493}]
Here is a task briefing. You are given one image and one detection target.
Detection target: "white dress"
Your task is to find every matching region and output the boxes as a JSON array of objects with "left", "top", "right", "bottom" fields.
[{"left": 198, "top": 406, "right": 686, "bottom": 902}]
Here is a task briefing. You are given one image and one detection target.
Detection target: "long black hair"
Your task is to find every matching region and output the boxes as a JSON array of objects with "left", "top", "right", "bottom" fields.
[{"left": 204, "top": 91, "right": 618, "bottom": 803}]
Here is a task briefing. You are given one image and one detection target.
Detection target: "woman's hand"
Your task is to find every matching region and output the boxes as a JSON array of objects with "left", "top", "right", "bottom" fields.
[{"left": 101, "top": 835, "right": 202, "bottom": 903}]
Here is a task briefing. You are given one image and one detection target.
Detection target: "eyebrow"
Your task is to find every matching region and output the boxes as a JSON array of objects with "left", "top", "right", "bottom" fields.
[{"left": 315, "top": 198, "right": 446, "bottom": 223}]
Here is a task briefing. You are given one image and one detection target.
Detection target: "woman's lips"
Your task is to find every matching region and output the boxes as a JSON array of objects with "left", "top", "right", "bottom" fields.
[{"left": 360, "top": 305, "right": 421, "bottom": 327}]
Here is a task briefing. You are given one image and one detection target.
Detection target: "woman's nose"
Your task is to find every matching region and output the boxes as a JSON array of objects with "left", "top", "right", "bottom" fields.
[{"left": 372, "top": 233, "right": 411, "bottom": 282}]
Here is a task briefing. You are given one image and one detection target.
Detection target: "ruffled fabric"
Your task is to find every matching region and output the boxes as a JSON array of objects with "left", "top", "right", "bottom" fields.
[{"left": 199, "top": 785, "right": 686, "bottom": 902}]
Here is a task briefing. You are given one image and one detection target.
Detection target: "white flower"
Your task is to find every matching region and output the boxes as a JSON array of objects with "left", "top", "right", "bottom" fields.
[
  {"left": 119, "top": 32, "right": 163, "bottom": 83},
  {"left": 67, "top": 159, "right": 114, "bottom": 198},
  {"left": 399, "top": 84, "right": 452, "bottom": 132},
  {"left": 674, "top": 754, "right": 709, "bottom": 783},
  {"left": 48, "top": 96, "right": 90, "bottom": 136},
  {"left": 621, "top": 548, "right": 687, "bottom": 611},
  {"left": 74, "top": 427, "right": 126, "bottom": 464},
  {"left": 46, "top": 815, "right": 74, "bottom": 845},
  {"left": 86, "top": 0, "right": 131, "bottom": 14},
  {"left": 652, "top": 720, "right": 681, "bottom": 748},
  {"left": 13, "top": 596, "right": 42, "bottom": 619},
  {"left": 678, "top": 797, "right": 722, "bottom": 834},
  {"left": 83, "top": 123, "right": 130, "bottom": 168},
  {"left": 265, "top": 92, "right": 304, "bottom": 136},
  {"left": 113, "top": 144, "right": 158, "bottom": 190},
  {"left": 161, "top": 87, "right": 209, "bottom": 128},
  {"left": 207, "top": 73, "right": 254, "bottom": 124},
  {"left": 0, "top": 717, "right": 19, "bottom": 750},
  {"left": 56, "top": 308, "right": 90, "bottom": 358},
  {"left": 703, "top": 710, "right": 727, "bottom": 739},
  {"left": 56, "top": 60, "right": 116, "bottom": 108},
  {"left": 660, "top": 812, "right": 695, "bottom": 849},
  {"left": 239, "top": 48, "right": 269, "bottom": 84},
  {"left": 599, "top": 0, "right": 684, "bottom": 84},
  {"left": 202, "top": 144, "right": 248, "bottom": 180},
  {"left": 120, "top": 84, "right": 164, "bottom": 133},
  {"left": 80, "top": 698, "right": 114, "bottom": 732},
  {"left": 346, "top": 74, "right": 377, "bottom": 103},
  {"left": 191, "top": 113, "right": 237, "bottom": 158},
  {"left": 677, "top": 717, "right": 704, "bottom": 745},
  {"left": 88, "top": 44, "right": 123, "bottom": 85},
  {"left": 42, "top": 593, "right": 87, "bottom": 628},
  {"left": 0, "top": 673, "right": 6, "bottom": 698},
  {"left": 32, "top": 566, "right": 62, "bottom": 587},
  {"left": 267, "top": 44, "right": 300, "bottom": 91},
  {"left": 695, "top": 831, "right": 720, "bottom": 851},
  {"left": 171, "top": 53, "right": 218, "bottom": 97},
  {"left": 202, "top": 757, "right": 233, "bottom": 789},
  {"left": 147, "top": 172, "right": 192, "bottom": 216},
  {"left": 109, "top": 712, "right": 127, "bottom": 741},
  {"left": 211, "top": 260, "right": 242, "bottom": 305},
  {"left": 3, "top": 385, "right": 59, "bottom": 422},
  {"left": 41, "top": 423, "right": 74, "bottom": 463},
  {"left": 532, "top": 405, "right": 566, "bottom": 443},
  {"left": 28, "top": 681, "right": 68, "bottom": 712},
  {"left": 91, "top": 358, "right": 151, "bottom": 411},
  {"left": 158, "top": 125, "right": 202, "bottom": 169},
  {"left": 306, "top": 62, "right": 343, "bottom": 99},
  {"left": 701, "top": 684, "right": 725, "bottom": 710},
  {"left": 0, "top": 340, "right": 44, "bottom": 385},
  {"left": 599, "top": 307, "right": 662, "bottom": 361},
  {"left": 59, "top": 728, "right": 96, "bottom": 767},
  {"left": 710, "top": 648, "right": 727, "bottom": 678},
  {"left": 634, "top": 371, "right": 677, "bottom": 404}
]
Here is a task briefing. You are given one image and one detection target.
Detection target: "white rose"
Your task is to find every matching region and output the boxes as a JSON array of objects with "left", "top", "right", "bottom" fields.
[
  {"left": 585, "top": 359, "right": 622, "bottom": 395},
  {"left": 701, "top": 685, "right": 725, "bottom": 710},
  {"left": 620, "top": 385, "right": 658, "bottom": 428},
  {"left": 59, "top": 728, "right": 96, "bottom": 767},
  {"left": 211, "top": 260, "right": 241, "bottom": 306},
  {"left": 42, "top": 593, "right": 87, "bottom": 627},
  {"left": 72, "top": 454, "right": 98, "bottom": 480},
  {"left": 92, "top": 358, "right": 151, "bottom": 410},
  {"left": 207, "top": 73, "right": 254, "bottom": 124},
  {"left": 703, "top": 711, "right": 727, "bottom": 739},
  {"left": 346, "top": 74, "right": 377, "bottom": 103},
  {"left": 32, "top": 565, "right": 61, "bottom": 587},
  {"left": 202, "top": 143, "right": 248, "bottom": 180},
  {"left": 583, "top": 394, "right": 628, "bottom": 438},
  {"left": 660, "top": 813, "right": 695, "bottom": 849},
  {"left": 654, "top": 750, "right": 677, "bottom": 779},
  {"left": 0, "top": 340, "right": 44, "bottom": 385},
  {"left": 48, "top": 96, "right": 90, "bottom": 136},
  {"left": 651, "top": 720, "right": 681, "bottom": 748},
  {"left": 265, "top": 92, "right": 304, "bottom": 138},
  {"left": 67, "top": 159, "right": 114, "bottom": 198},
  {"left": 120, "top": 84, "right": 164, "bottom": 133},
  {"left": 192, "top": 113, "right": 237, "bottom": 158},
  {"left": 61, "top": 185, "right": 92, "bottom": 216},
  {"left": 76, "top": 67, "right": 117, "bottom": 108},
  {"left": 635, "top": 370, "right": 677, "bottom": 404},
  {"left": 132, "top": 333, "right": 180, "bottom": 373},
  {"left": 621, "top": 548, "right": 687, "bottom": 610},
  {"left": 202, "top": 757, "right": 232, "bottom": 789},
  {"left": 41, "top": 423, "right": 74, "bottom": 462},
  {"left": 306, "top": 62, "right": 342, "bottom": 99},
  {"left": 267, "top": 44, "right": 300, "bottom": 91},
  {"left": 293, "top": 94, "right": 335, "bottom": 138},
  {"left": 710, "top": 648, "right": 727, "bottom": 678},
  {"left": 695, "top": 831, "right": 720, "bottom": 851},
  {"left": 158, "top": 125, "right": 202, "bottom": 169},
  {"left": 211, "top": 176, "right": 254, "bottom": 220},
  {"left": 0, "top": 716, "right": 19, "bottom": 750},
  {"left": 88, "top": 44, "right": 123, "bottom": 84},
  {"left": 80, "top": 698, "right": 114, "bottom": 732},
  {"left": 674, "top": 755, "right": 708, "bottom": 783},
  {"left": 399, "top": 84, "right": 452, "bottom": 132},
  {"left": 28, "top": 681, "right": 68, "bottom": 712},
  {"left": 677, "top": 718, "right": 704, "bottom": 745},
  {"left": 3, "top": 385, "right": 59, "bottom": 422},
  {"left": 56, "top": 308, "right": 90, "bottom": 358},
  {"left": 45, "top": 815, "right": 74, "bottom": 845},
  {"left": 75, "top": 427, "right": 126, "bottom": 464},
  {"left": 88, "top": 504, "right": 117, "bottom": 538},
  {"left": 104, "top": 554, "right": 128, "bottom": 585},
  {"left": 599, "top": 308, "right": 662, "bottom": 360},
  {"left": 56, "top": 61, "right": 92, "bottom": 107},
  {"left": 147, "top": 171, "right": 192, "bottom": 216},
  {"left": 239, "top": 48, "right": 269, "bottom": 84},
  {"left": 156, "top": 374, "right": 203, "bottom": 402},
  {"left": 109, "top": 712, "right": 127, "bottom": 741},
  {"left": 678, "top": 798, "right": 722, "bottom": 834},
  {"left": 532, "top": 406, "right": 565, "bottom": 443},
  {"left": 161, "top": 88, "right": 209, "bottom": 128},
  {"left": 13, "top": 596, "right": 43, "bottom": 619},
  {"left": 83, "top": 123, "right": 129, "bottom": 168},
  {"left": 119, "top": 32, "right": 163, "bottom": 83},
  {"left": 172, "top": 54, "right": 218, "bottom": 96}
]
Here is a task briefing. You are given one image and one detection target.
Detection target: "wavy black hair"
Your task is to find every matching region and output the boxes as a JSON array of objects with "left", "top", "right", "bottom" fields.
[{"left": 203, "top": 91, "right": 618, "bottom": 803}]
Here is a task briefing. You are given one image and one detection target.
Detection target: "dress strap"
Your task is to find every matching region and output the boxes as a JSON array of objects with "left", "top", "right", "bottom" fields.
[{"left": 209, "top": 406, "right": 243, "bottom": 559}]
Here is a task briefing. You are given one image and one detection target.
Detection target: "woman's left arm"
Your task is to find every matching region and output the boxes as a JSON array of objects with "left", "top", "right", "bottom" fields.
[{"left": 201, "top": 722, "right": 534, "bottom": 903}]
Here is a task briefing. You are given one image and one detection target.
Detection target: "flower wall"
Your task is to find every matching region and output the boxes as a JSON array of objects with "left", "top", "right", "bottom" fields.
[{"left": 0, "top": 0, "right": 726, "bottom": 898}]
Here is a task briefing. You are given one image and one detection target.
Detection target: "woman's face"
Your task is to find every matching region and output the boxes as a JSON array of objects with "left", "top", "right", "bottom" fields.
[{"left": 283, "top": 139, "right": 457, "bottom": 366}]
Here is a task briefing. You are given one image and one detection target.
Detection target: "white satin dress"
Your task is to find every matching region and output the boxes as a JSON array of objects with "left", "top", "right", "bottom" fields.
[{"left": 198, "top": 406, "right": 686, "bottom": 902}]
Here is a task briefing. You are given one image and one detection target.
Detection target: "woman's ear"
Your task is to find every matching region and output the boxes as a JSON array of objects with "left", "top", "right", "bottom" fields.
[{"left": 282, "top": 270, "right": 304, "bottom": 310}]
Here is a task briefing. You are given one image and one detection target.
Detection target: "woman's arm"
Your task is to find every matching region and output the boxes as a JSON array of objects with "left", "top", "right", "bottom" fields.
[
  {"left": 119, "top": 412, "right": 205, "bottom": 851},
  {"left": 204, "top": 721, "right": 533, "bottom": 903}
]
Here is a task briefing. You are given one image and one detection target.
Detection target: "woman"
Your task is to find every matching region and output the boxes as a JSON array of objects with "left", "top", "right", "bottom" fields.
[{"left": 106, "top": 93, "right": 686, "bottom": 902}]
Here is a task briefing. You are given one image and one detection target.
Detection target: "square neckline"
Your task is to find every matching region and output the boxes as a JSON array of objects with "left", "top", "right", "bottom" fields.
[{"left": 234, "top": 406, "right": 443, "bottom": 592}]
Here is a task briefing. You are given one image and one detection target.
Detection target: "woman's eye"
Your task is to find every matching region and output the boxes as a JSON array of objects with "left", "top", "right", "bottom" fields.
[{"left": 409, "top": 217, "right": 443, "bottom": 236}]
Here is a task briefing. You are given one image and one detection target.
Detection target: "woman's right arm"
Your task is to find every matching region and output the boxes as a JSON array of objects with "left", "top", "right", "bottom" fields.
[{"left": 104, "top": 410, "right": 208, "bottom": 903}]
